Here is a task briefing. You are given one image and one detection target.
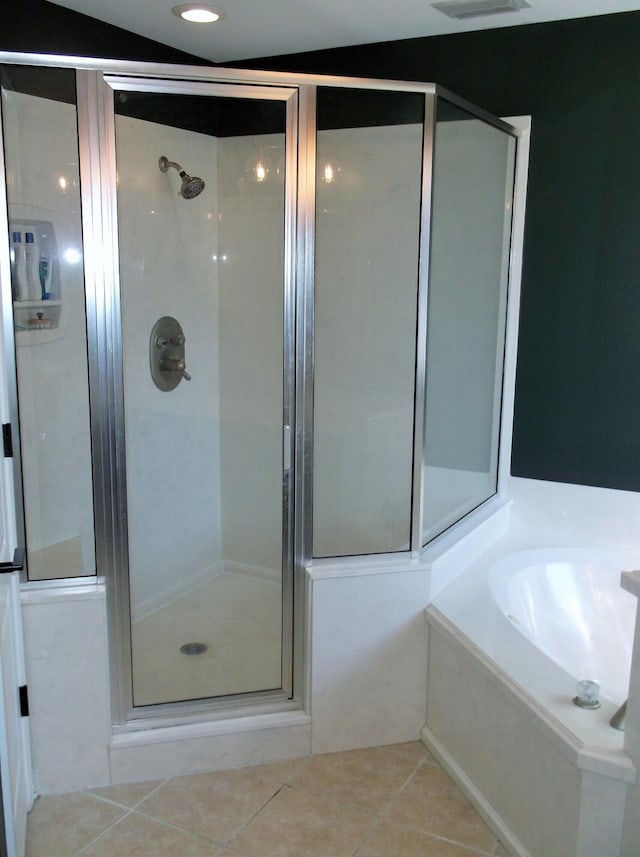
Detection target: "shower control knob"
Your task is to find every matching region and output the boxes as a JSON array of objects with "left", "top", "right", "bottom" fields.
[
  {"left": 150, "top": 316, "right": 190, "bottom": 391},
  {"left": 160, "top": 356, "right": 191, "bottom": 381}
]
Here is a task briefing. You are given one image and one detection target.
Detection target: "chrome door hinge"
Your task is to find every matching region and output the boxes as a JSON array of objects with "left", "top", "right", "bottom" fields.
[
  {"left": 2, "top": 423, "right": 13, "bottom": 458},
  {"left": 19, "top": 685, "right": 29, "bottom": 718}
]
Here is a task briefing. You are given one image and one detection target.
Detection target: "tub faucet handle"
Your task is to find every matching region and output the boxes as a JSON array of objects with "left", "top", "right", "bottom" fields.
[{"left": 573, "top": 679, "right": 601, "bottom": 710}]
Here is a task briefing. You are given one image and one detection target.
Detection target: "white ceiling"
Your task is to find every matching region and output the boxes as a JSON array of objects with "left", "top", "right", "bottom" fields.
[{"left": 47, "top": 0, "right": 640, "bottom": 63}]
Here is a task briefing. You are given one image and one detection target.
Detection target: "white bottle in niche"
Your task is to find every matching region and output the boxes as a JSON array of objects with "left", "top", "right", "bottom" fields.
[
  {"left": 12, "top": 232, "right": 29, "bottom": 302},
  {"left": 25, "top": 232, "right": 41, "bottom": 301}
]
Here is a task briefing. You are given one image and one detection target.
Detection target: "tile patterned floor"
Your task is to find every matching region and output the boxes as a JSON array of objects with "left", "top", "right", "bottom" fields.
[{"left": 26, "top": 742, "right": 511, "bottom": 857}]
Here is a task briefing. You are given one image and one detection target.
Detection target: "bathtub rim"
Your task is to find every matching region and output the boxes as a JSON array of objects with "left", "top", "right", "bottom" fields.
[{"left": 487, "top": 545, "right": 637, "bottom": 705}]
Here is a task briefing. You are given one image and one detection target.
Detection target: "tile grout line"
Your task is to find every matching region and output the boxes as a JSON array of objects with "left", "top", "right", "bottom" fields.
[
  {"left": 85, "top": 776, "right": 170, "bottom": 812},
  {"left": 114, "top": 806, "right": 229, "bottom": 848},
  {"left": 351, "top": 816, "right": 386, "bottom": 857},
  {"left": 398, "top": 819, "right": 500, "bottom": 855},
  {"left": 130, "top": 766, "right": 298, "bottom": 851},
  {"left": 285, "top": 747, "right": 428, "bottom": 819},
  {"left": 222, "top": 756, "right": 313, "bottom": 850},
  {"left": 74, "top": 778, "right": 233, "bottom": 855},
  {"left": 224, "top": 783, "right": 288, "bottom": 850},
  {"left": 380, "top": 753, "right": 499, "bottom": 855},
  {"left": 378, "top": 754, "right": 424, "bottom": 822},
  {"left": 71, "top": 807, "right": 136, "bottom": 857}
]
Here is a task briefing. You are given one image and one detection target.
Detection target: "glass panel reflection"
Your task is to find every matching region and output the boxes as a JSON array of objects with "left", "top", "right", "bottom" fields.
[
  {"left": 1, "top": 65, "right": 95, "bottom": 580},
  {"left": 313, "top": 88, "right": 424, "bottom": 557},
  {"left": 113, "top": 90, "right": 287, "bottom": 706},
  {"left": 422, "top": 100, "right": 516, "bottom": 544}
]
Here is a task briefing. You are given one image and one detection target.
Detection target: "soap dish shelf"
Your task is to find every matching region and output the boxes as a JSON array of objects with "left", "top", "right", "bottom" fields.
[{"left": 14, "top": 300, "right": 62, "bottom": 345}]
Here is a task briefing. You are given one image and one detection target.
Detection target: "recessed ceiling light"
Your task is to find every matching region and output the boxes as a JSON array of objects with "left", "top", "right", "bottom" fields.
[{"left": 171, "top": 4, "right": 226, "bottom": 24}]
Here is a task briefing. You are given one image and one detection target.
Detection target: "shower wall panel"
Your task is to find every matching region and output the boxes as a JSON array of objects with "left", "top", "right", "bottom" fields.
[
  {"left": 2, "top": 88, "right": 94, "bottom": 578},
  {"left": 216, "top": 133, "right": 285, "bottom": 578},
  {"left": 313, "top": 123, "right": 422, "bottom": 557},
  {"left": 115, "top": 115, "right": 222, "bottom": 620}
]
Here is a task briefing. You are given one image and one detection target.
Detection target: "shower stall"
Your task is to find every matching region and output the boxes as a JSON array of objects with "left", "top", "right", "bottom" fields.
[{"left": 0, "top": 54, "right": 520, "bottom": 730}]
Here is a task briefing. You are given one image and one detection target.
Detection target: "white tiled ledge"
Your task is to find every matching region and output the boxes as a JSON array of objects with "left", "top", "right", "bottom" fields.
[
  {"left": 20, "top": 575, "right": 106, "bottom": 603},
  {"left": 110, "top": 709, "right": 311, "bottom": 749},
  {"left": 306, "top": 496, "right": 511, "bottom": 584}
]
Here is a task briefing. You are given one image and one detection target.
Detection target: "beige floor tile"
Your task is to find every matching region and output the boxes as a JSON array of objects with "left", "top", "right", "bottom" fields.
[
  {"left": 80, "top": 811, "right": 221, "bottom": 856},
  {"left": 88, "top": 779, "right": 166, "bottom": 809},
  {"left": 241, "top": 757, "right": 308, "bottom": 785},
  {"left": 356, "top": 822, "right": 494, "bottom": 856},
  {"left": 136, "top": 768, "right": 279, "bottom": 843},
  {"left": 383, "top": 742, "right": 441, "bottom": 767},
  {"left": 26, "top": 792, "right": 126, "bottom": 857},
  {"left": 289, "top": 746, "right": 417, "bottom": 814},
  {"left": 231, "top": 785, "right": 376, "bottom": 857},
  {"left": 493, "top": 843, "right": 511, "bottom": 856},
  {"left": 385, "top": 764, "right": 497, "bottom": 853},
  {"left": 421, "top": 750, "right": 441, "bottom": 767},
  {"left": 382, "top": 742, "right": 429, "bottom": 762}
]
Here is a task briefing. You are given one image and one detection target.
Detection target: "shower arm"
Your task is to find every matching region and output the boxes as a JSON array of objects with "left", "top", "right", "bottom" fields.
[{"left": 159, "top": 156, "right": 183, "bottom": 175}]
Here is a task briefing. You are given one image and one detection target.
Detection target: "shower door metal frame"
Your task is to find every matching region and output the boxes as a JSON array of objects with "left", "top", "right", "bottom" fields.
[
  {"left": 414, "top": 88, "right": 519, "bottom": 551},
  {"left": 0, "top": 49, "right": 527, "bottom": 735},
  {"left": 78, "top": 69, "right": 302, "bottom": 728}
]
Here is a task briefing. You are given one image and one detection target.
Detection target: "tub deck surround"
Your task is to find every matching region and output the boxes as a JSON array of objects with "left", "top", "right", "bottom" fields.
[
  {"left": 424, "top": 606, "right": 635, "bottom": 779},
  {"left": 423, "top": 610, "right": 634, "bottom": 857},
  {"left": 423, "top": 533, "right": 640, "bottom": 857}
]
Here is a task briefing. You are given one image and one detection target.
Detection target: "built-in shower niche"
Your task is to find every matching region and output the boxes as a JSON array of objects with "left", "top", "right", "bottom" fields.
[{"left": 10, "top": 218, "right": 62, "bottom": 344}]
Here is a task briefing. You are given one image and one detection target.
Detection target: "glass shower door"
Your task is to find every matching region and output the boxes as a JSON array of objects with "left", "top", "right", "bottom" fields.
[{"left": 111, "top": 82, "right": 294, "bottom": 709}]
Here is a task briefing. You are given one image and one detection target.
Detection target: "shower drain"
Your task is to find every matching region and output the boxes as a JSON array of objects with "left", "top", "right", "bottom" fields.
[{"left": 180, "top": 642, "right": 208, "bottom": 656}]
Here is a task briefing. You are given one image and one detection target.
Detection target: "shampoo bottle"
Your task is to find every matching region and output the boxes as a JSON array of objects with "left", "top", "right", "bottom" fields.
[
  {"left": 12, "top": 232, "right": 29, "bottom": 302},
  {"left": 39, "top": 255, "right": 52, "bottom": 300},
  {"left": 25, "top": 232, "right": 41, "bottom": 300}
]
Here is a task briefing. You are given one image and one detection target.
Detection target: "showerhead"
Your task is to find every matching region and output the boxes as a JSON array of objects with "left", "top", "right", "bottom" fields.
[
  {"left": 179, "top": 172, "right": 205, "bottom": 199},
  {"left": 158, "top": 155, "right": 205, "bottom": 199}
]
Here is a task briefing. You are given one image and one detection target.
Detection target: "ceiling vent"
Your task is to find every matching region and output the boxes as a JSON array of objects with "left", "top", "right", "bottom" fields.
[{"left": 431, "top": 0, "right": 531, "bottom": 20}]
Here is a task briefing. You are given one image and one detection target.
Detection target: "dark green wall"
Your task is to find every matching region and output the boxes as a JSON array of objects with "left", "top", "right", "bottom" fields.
[
  {"left": 234, "top": 12, "right": 640, "bottom": 492},
  {"left": 2, "top": 4, "right": 639, "bottom": 491},
  {"left": 0, "top": 0, "right": 208, "bottom": 64}
]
